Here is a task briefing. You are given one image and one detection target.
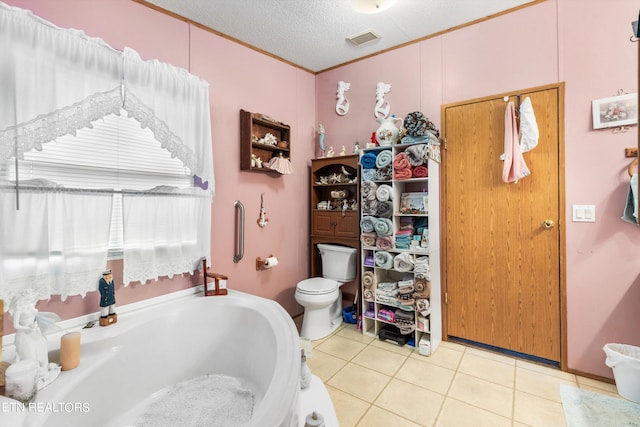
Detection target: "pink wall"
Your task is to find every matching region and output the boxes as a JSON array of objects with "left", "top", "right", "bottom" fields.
[
  {"left": 2, "top": 0, "right": 316, "bottom": 334},
  {"left": 317, "top": 0, "right": 640, "bottom": 379}
]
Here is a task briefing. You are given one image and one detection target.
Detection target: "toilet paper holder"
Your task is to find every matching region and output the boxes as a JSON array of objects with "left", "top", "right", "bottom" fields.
[{"left": 256, "top": 255, "right": 277, "bottom": 271}]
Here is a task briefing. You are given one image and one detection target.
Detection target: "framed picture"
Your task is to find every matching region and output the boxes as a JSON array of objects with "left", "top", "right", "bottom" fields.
[
  {"left": 400, "top": 192, "right": 428, "bottom": 214},
  {"left": 591, "top": 93, "right": 638, "bottom": 130}
]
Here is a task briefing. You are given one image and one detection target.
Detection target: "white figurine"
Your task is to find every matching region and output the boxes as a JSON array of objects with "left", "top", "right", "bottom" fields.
[
  {"left": 374, "top": 82, "right": 392, "bottom": 119},
  {"left": 326, "top": 146, "right": 335, "bottom": 157},
  {"left": 335, "top": 81, "right": 351, "bottom": 116},
  {"left": 339, "top": 146, "right": 346, "bottom": 156},
  {"left": 9, "top": 290, "right": 61, "bottom": 390}
]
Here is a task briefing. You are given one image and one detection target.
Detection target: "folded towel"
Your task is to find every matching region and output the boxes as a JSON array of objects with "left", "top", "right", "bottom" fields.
[
  {"left": 394, "top": 168, "right": 412, "bottom": 180},
  {"left": 375, "top": 149, "right": 393, "bottom": 168},
  {"left": 412, "top": 166, "right": 428, "bottom": 178},
  {"left": 376, "top": 281, "right": 397, "bottom": 291},
  {"left": 362, "top": 270, "right": 375, "bottom": 288},
  {"left": 376, "top": 165, "right": 393, "bottom": 181},
  {"left": 364, "top": 255, "right": 375, "bottom": 266},
  {"left": 376, "top": 236, "right": 395, "bottom": 250},
  {"left": 360, "top": 152, "right": 378, "bottom": 169},
  {"left": 360, "top": 216, "right": 377, "bottom": 233},
  {"left": 376, "top": 184, "right": 393, "bottom": 201},
  {"left": 393, "top": 152, "right": 411, "bottom": 170},
  {"left": 362, "top": 180, "right": 378, "bottom": 200},
  {"left": 405, "top": 144, "right": 429, "bottom": 166},
  {"left": 376, "top": 201, "right": 393, "bottom": 218},
  {"left": 374, "top": 251, "right": 394, "bottom": 269},
  {"left": 361, "top": 232, "right": 377, "bottom": 247},
  {"left": 374, "top": 217, "right": 393, "bottom": 236},
  {"left": 362, "top": 168, "right": 377, "bottom": 181}
]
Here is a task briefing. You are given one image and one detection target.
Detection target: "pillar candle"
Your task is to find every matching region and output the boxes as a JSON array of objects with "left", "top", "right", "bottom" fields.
[{"left": 60, "top": 332, "right": 81, "bottom": 371}]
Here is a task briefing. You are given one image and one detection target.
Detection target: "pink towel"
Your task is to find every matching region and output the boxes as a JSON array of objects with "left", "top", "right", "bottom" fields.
[
  {"left": 412, "top": 166, "right": 428, "bottom": 178},
  {"left": 502, "top": 101, "right": 530, "bottom": 183}
]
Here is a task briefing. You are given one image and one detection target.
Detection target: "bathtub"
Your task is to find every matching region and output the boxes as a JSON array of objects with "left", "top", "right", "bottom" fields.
[{"left": 1, "top": 289, "right": 301, "bottom": 427}]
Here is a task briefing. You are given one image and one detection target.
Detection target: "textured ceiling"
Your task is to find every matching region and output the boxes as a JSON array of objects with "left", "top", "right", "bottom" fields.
[{"left": 142, "top": 0, "right": 538, "bottom": 73}]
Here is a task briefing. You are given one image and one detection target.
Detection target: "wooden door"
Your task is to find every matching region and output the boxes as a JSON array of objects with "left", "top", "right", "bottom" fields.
[{"left": 442, "top": 84, "right": 564, "bottom": 363}]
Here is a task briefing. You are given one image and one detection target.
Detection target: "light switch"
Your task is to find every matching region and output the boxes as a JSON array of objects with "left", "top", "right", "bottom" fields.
[{"left": 573, "top": 204, "right": 596, "bottom": 222}]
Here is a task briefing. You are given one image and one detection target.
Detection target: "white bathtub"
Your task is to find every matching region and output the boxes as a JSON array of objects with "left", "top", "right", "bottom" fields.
[{"left": 1, "top": 289, "right": 301, "bottom": 427}]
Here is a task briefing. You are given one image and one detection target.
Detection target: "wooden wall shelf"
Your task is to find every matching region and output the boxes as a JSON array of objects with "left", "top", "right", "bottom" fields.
[{"left": 240, "top": 109, "right": 291, "bottom": 174}]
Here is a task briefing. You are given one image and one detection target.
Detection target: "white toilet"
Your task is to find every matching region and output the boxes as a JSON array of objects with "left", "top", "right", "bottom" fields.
[{"left": 295, "top": 243, "right": 358, "bottom": 340}]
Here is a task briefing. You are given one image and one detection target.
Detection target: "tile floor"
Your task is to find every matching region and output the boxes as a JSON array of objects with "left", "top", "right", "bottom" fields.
[{"left": 295, "top": 319, "right": 621, "bottom": 427}]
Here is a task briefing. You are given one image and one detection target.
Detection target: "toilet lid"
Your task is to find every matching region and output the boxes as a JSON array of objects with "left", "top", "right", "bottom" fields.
[{"left": 297, "top": 277, "right": 338, "bottom": 295}]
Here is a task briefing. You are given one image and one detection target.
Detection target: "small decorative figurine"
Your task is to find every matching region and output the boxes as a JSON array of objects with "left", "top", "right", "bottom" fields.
[
  {"left": 339, "top": 146, "right": 346, "bottom": 156},
  {"left": 326, "top": 146, "right": 335, "bottom": 157},
  {"left": 374, "top": 82, "right": 392, "bottom": 119},
  {"left": 335, "top": 81, "right": 351, "bottom": 116},
  {"left": 257, "top": 193, "right": 268, "bottom": 228},
  {"left": 353, "top": 142, "right": 361, "bottom": 155},
  {"left": 8, "top": 290, "right": 61, "bottom": 392},
  {"left": 318, "top": 124, "right": 326, "bottom": 157},
  {"left": 99, "top": 269, "right": 117, "bottom": 326}
]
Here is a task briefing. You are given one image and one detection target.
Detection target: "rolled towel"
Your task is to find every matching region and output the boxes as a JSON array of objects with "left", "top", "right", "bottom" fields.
[
  {"left": 414, "top": 278, "right": 431, "bottom": 298},
  {"left": 393, "top": 252, "right": 415, "bottom": 272},
  {"left": 376, "top": 184, "right": 393, "bottom": 201},
  {"left": 394, "top": 168, "right": 412, "bottom": 180},
  {"left": 374, "top": 251, "right": 394, "bottom": 269},
  {"left": 360, "top": 152, "right": 377, "bottom": 169},
  {"left": 376, "top": 165, "right": 393, "bottom": 181},
  {"left": 415, "top": 298, "right": 431, "bottom": 316},
  {"left": 361, "top": 232, "right": 377, "bottom": 247},
  {"left": 393, "top": 152, "right": 411, "bottom": 170},
  {"left": 362, "top": 180, "right": 378, "bottom": 199},
  {"left": 362, "top": 168, "right": 377, "bottom": 181},
  {"left": 375, "top": 149, "right": 393, "bottom": 168},
  {"left": 376, "top": 236, "right": 395, "bottom": 250},
  {"left": 360, "top": 216, "right": 377, "bottom": 233},
  {"left": 363, "top": 288, "right": 374, "bottom": 302},
  {"left": 362, "top": 270, "right": 375, "bottom": 288},
  {"left": 412, "top": 166, "right": 428, "bottom": 178},
  {"left": 374, "top": 217, "right": 393, "bottom": 236},
  {"left": 405, "top": 144, "right": 429, "bottom": 166},
  {"left": 376, "top": 201, "right": 393, "bottom": 218},
  {"left": 362, "top": 198, "right": 378, "bottom": 215}
]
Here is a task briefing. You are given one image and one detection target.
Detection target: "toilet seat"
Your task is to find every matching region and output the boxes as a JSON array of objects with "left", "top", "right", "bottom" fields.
[{"left": 297, "top": 277, "right": 339, "bottom": 295}]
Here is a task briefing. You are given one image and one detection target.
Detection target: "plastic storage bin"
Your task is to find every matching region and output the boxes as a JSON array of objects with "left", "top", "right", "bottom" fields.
[{"left": 603, "top": 343, "right": 640, "bottom": 403}]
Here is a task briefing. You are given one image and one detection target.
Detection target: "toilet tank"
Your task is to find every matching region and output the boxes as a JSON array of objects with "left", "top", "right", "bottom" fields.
[{"left": 318, "top": 243, "right": 357, "bottom": 282}]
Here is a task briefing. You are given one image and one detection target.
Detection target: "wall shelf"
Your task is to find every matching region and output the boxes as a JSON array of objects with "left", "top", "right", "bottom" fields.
[{"left": 240, "top": 109, "right": 291, "bottom": 174}]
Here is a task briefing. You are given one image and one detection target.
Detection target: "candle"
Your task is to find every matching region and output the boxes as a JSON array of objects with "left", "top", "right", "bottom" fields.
[{"left": 60, "top": 332, "right": 81, "bottom": 371}]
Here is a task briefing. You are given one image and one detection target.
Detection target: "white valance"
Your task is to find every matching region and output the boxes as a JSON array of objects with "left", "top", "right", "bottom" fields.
[{"left": 0, "top": 1, "right": 214, "bottom": 190}]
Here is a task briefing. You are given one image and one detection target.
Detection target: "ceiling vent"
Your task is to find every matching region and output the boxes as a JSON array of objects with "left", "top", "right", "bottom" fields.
[{"left": 346, "top": 31, "right": 381, "bottom": 46}]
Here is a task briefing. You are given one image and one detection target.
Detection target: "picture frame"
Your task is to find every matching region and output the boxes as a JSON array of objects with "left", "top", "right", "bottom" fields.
[
  {"left": 400, "top": 192, "right": 428, "bottom": 214},
  {"left": 591, "top": 93, "right": 638, "bottom": 130}
]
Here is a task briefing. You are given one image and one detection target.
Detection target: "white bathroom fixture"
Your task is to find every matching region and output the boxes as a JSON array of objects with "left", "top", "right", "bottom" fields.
[{"left": 295, "top": 243, "right": 357, "bottom": 340}]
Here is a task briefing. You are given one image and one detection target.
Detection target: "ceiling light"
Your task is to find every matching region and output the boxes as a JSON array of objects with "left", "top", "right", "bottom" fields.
[{"left": 352, "top": 0, "right": 398, "bottom": 14}]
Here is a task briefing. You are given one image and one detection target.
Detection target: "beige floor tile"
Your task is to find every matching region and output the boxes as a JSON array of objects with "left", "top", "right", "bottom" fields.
[
  {"left": 448, "top": 372, "right": 514, "bottom": 418},
  {"left": 352, "top": 345, "right": 409, "bottom": 377},
  {"left": 435, "top": 397, "right": 512, "bottom": 427},
  {"left": 458, "top": 352, "right": 515, "bottom": 387},
  {"left": 464, "top": 346, "right": 516, "bottom": 365},
  {"left": 411, "top": 345, "right": 463, "bottom": 371},
  {"left": 395, "top": 357, "right": 455, "bottom": 395},
  {"left": 375, "top": 378, "right": 445, "bottom": 426},
  {"left": 438, "top": 340, "right": 467, "bottom": 352},
  {"left": 516, "top": 359, "right": 576, "bottom": 382},
  {"left": 326, "top": 385, "right": 370, "bottom": 427},
  {"left": 356, "top": 405, "right": 423, "bottom": 427},
  {"left": 327, "top": 363, "right": 391, "bottom": 402},
  {"left": 515, "top": 367, "right": 576, "bottom": 402},
  {"left": 370, "top": 338, "right": 416, "bottom": 356},
  {"left": 306, "top": 349, "right": 348, "bottom": 382},
  {"left": 576, "top": 375, "right": 618, "bottom": 394},
  {"left": 513, "top": 390, "right": 567, "bottom": 427},
  {"left": 337, "top": 324, "right": 376, "bottom": 344},
  {"left": 316, "top": 334, "right": 367, "bottom": 361}
]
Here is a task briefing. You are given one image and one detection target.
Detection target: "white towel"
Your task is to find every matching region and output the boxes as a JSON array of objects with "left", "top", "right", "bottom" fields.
[
  {"left": 519, "top": 97, "right": 539, "bottom": 153},
  {"left": 622, "top": 173, "right": 639, "bottom": 225}
]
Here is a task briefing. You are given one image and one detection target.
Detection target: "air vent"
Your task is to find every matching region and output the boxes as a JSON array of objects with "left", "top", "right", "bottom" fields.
[{"left": 346, "top": 30, "right": 381, "bottom": 46}]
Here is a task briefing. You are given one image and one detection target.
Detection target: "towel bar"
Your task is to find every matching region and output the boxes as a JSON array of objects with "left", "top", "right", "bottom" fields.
[{"left": 233, "top": 200, "right": 245, "bottom": 263}]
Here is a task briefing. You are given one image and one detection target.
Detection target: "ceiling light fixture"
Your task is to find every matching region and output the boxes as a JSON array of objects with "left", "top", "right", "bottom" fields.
[{"left": 351, "top": 0, "right": 398, "bottom": 14}]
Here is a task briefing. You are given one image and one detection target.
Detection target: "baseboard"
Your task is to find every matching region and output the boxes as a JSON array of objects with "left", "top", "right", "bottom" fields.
[{"left": 567, "top": 368, "right": 615, "bottom": 384}]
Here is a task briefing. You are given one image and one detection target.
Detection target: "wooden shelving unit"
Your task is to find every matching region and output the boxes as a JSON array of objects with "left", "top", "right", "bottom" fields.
[{"left": 240, "top": 109, "right": 291, "bottom": 174}]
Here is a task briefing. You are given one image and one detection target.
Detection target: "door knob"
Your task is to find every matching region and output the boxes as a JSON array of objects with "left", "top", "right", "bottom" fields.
[{"left": 542, "top": 219, "right": 554, "bottom": 230}]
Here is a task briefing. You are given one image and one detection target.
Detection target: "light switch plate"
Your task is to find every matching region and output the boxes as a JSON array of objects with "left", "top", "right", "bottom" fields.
[{"left": 572, "top": 204, "right": 596, "bottom": 222}]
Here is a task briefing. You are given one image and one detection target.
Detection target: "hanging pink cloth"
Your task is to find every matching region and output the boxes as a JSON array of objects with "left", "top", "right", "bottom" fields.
[{"left": 502, "top": 101, "right": 530, "bottom": 183}]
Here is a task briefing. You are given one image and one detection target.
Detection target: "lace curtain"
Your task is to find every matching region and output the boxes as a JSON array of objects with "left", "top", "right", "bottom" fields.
[
  {"left": 0, "top": 2, "right": 214, "bottom": 299},
  {"left": 122, "top": 188, "right": 211, "bottom": 286},
  {"left": 0, "top": 182, "right": 113, "bottom": 302}
]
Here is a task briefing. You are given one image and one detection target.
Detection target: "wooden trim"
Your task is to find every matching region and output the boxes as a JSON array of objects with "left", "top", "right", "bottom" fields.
[
  {"left": 440, "top": 82, "right": 568, "bottom": 370},
  {"left": 567, "top": 368, "right": 615, "bottom": 385},
  {"left": 131, "top": 0, "right": 545, "bottom": 75}
]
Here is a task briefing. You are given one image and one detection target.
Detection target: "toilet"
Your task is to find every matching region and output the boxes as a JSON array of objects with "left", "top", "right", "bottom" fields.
[{"left": 295, "top": 243, "right": 358, "bottom": 340}]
